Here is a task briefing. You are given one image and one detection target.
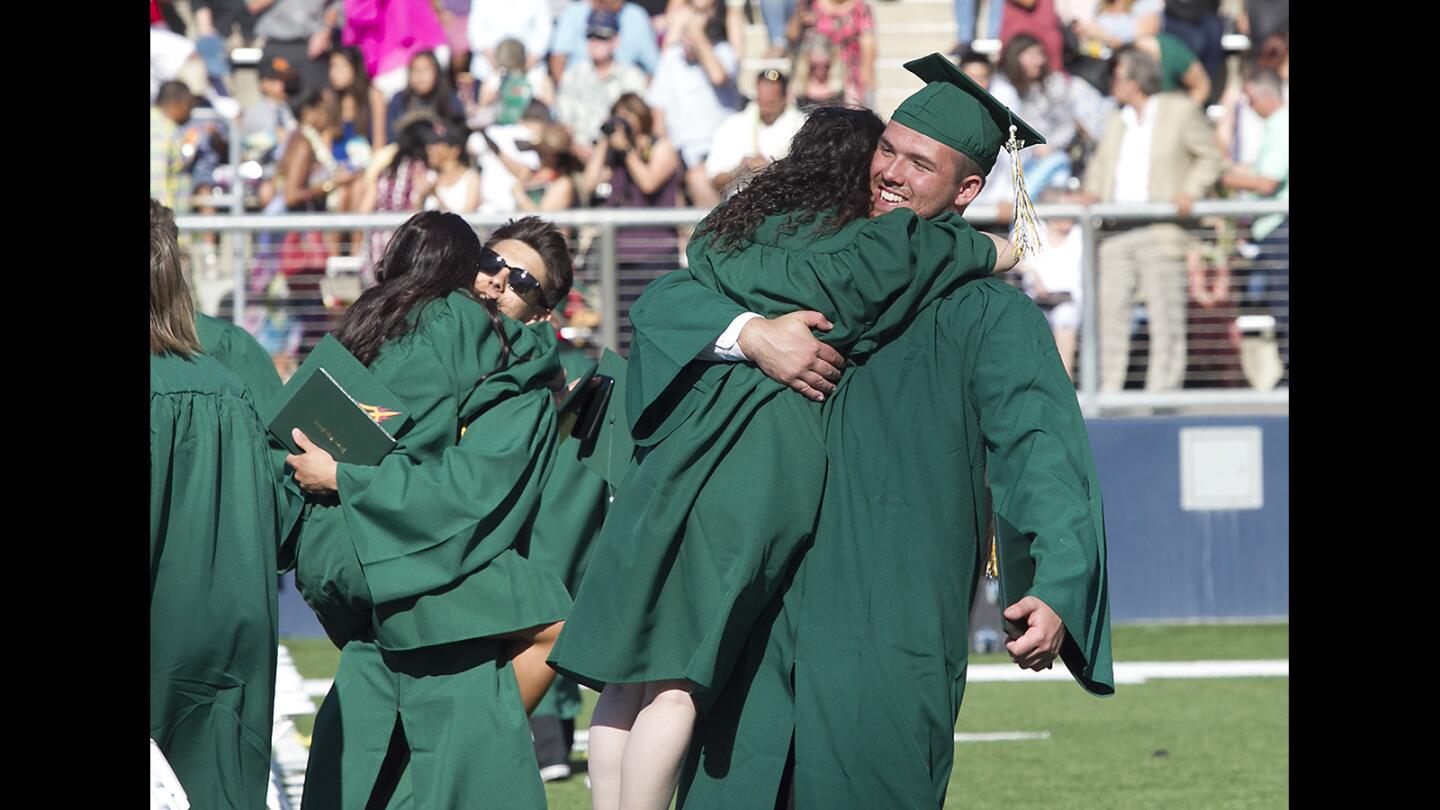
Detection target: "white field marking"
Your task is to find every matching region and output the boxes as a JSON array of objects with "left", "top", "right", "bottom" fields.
[
  {"left": 303, "top": 678, "right": 333, "bottom": 698},
  {"left": 571, "top": 727, "right": 1047, "bottom": 749},
  {"left": 967, "top": 659, "right": 1288, "bottom": 685},
  {"left": 274, "top": 645, "right": 318, "bottom": 718},
  {"left": 1116, "top": 616, "right": 1288, "bottom": 626},
  {"left": 954, "top": 731, "right": 1051, "bottom": 743}
]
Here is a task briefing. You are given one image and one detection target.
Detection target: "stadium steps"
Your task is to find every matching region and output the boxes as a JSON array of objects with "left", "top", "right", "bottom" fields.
[{"left": 738, "top": 0, "right": 992, "bottom": 117}]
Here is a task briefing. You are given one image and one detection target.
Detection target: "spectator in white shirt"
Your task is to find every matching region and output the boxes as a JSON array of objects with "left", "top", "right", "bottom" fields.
[
  {"left": 1018, "top": 186, "right": 1087, "bottom": 380},
  {"left": 705, "top": 69, "right": 807, "bottom": 197},
  {"left": 468, "top": 0, "right": 555, "bottom": 87},
  {"left": 468, "top": 102, "right": 557, "bottom": 214}
]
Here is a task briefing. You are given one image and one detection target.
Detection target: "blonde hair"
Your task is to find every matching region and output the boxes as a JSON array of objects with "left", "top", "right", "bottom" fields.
[
  {"left": 791, "top": 32, "right": 843, "bottom": 102},
  {"left": 150, "top": 199, "right": 201, "bottom": 356}
]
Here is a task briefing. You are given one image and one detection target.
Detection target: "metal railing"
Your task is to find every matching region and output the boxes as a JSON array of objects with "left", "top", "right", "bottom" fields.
[
  {"left": 182, "top": 107, "right": 248, "bottom": 322},
  {"left": 176, "top": 199, "right": 1289, "bottom": 416}
]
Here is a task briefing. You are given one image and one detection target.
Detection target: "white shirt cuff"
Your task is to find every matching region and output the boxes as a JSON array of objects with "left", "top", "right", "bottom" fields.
[{"left": 698, "top": 312, "right": 763, "bottom": 362}]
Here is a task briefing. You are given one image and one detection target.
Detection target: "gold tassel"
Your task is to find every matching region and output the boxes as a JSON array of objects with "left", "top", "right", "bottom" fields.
[
  {"left": 1007, "top": 124, "right": 1048, "bottom": 261},
  {"left": 985, "top": 530, "right": 999, "bottom": 579}
]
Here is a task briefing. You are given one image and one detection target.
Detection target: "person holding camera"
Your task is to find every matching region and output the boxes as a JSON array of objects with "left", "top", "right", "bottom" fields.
[
  {"left": 578, "top": 93, "right": 682, "bottom": 353},
  {"left": 578, "top": 96, "right": 680, "bottom": 205}
]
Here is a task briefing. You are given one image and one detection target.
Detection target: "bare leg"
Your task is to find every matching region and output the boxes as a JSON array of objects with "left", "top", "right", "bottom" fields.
[
  {"left": 589, "top": 683, "right": 646, "bottom": 810},
  {"left": 1053, "top": 327, "right": 1078, "bottom": 381},
  {"left": 619, "top": 680, "right": 698, "bottom": 810},
  {"left": 498, "top": 621, "right": 563, "bottom": 714}
]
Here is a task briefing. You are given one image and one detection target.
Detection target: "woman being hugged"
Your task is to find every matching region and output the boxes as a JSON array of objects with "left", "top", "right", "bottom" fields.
[{"left": 286, "top": 212, "right": 577, "bottom": 810}]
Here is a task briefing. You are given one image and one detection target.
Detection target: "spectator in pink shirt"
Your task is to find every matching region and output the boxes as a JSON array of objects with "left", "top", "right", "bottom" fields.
[{"left": 342, "top": 0, "right": 452, "bottom": 100}]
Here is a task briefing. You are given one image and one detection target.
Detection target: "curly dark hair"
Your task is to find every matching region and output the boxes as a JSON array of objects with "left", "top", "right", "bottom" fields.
[{"left": 695, "top": 104, "right": 885, "bottom": 253}]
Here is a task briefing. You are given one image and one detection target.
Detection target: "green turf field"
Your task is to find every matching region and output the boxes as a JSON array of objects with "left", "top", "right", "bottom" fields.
[{"left": 282, "top": 622, "right": 1288, "bottom": 809}]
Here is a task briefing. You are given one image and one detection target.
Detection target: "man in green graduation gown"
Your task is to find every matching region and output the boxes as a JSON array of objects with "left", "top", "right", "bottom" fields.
[{"left": 625, "top": 54, "right": 1114, "bottom": 809}]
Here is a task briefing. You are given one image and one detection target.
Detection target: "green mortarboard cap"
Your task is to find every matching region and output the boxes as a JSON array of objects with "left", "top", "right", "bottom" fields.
[{"left": 892, "top": 52, "right": 1046, "bottom": 174}]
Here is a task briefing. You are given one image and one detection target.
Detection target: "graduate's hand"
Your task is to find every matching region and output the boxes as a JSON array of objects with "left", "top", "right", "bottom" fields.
[
  {"left": 1003, "top": 596, "right": 1066, "bottom": 672},
  {"left": 544, "top": 368, "right": 569, "bottom": 404},
  {"left": 286, "top": 428, "right": 339, "bottom": 495},
  {"left": 738, "top": 311, "right": 847, "bottom": 402}
]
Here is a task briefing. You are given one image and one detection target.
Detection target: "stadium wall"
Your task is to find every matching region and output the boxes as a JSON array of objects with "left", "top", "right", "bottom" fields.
[
  {"left": 278, "top": 414, "right": 1291, "bottom": 638},
  {"left": 1089, "top": 415, "right": 1289, "bottom": 623}
]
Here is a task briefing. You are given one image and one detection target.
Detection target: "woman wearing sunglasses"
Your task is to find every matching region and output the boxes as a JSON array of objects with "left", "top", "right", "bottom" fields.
[{"left": 285, "top": 211, "right": 575, "bottom": 810}]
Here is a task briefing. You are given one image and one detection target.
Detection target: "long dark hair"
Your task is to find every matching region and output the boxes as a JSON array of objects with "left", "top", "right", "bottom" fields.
[
  {"left": 337, "top": 211, "right": 511, "bottom": 367},
  {"left": 385, "top": 114, "right": 438, "bottom": 180},
  {"left": 694, "top": 104, "right": 884, "bottom": 253},
  {"left": 999, "top": 34, "right": 1047, "bottom": 97},
  {"left": 329, "top": 46, "right": 375, "bottom": 141},
  {"left": 397, "top": 50, "right": 461, "bottom": 124}
]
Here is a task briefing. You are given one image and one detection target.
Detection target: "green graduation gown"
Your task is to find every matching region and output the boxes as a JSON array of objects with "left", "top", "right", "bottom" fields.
[
  {"left": 196, "top": 313, "right": 283, "bottom": 405},
  {"left": 549, "top": 209, "right": 997, "bottom": 709},
  {"left": 293, "top": 292, "right": 572, "bottom": 810},
  {"left": 677, "top": 278, "right": 1114, "bottom": 810},
  {"left": 529, "top": 344, "right": 612, "bottom": 722},
  {"left": 196, "top": 312, "right": 306, "bottom": 561},
  {"left": 150, "top": 351, "right": 283, "bottom": 810}
]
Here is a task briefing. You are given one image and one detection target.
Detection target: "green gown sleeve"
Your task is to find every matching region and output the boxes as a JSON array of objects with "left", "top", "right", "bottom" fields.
[
  {"left": 626, "top": 210, "right": 997, "bottom": 440},
  {"left": 626, "top": 270, "right": 748, "bottom": 432},
  {"left": 329, "top": 311, "right": 563, "bottom": 605},
  {"left": 354, "top": 383, "right": 572, "bottom": 649},
  {"left": 963, "top": 285, "right": 1115, "bottom": 696},
  {"left": 293, "top": 296, "right": 566, "bottom": 647},
  {"left": 688, "top": 208, "right": 997, "bottom": 361},
  {"left": 334, "top": 379, "right": 560, "bottom": 607}
]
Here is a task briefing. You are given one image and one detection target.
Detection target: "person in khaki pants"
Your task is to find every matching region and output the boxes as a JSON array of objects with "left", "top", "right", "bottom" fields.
[{"left": 1082, "top": 45, "right": 1222, "bottom": 391}]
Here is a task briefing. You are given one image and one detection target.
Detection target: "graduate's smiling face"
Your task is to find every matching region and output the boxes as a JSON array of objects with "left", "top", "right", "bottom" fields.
[
  {"left": 474, "top": 239, "right": 553, "bottom": 324},
  {"left": 869, "top": 120, "right": 984, "bottom": 219}
]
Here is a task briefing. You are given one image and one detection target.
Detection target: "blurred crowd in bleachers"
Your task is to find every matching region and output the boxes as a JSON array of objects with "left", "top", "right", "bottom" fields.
[{"left": 151, "top": 0, "right": 1288, "bottom": 390}]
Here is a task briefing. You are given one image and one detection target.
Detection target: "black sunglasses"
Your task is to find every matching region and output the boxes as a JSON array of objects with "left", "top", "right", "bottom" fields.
[{"left": 479, "top": 247, "right": 550, "bottom": 309}]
